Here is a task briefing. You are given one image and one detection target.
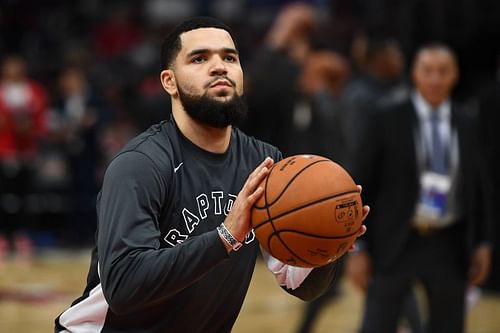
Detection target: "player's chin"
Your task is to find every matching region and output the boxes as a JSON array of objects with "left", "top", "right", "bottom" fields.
[{"left": 211, "top": 93, "right": 235, "bottom": 102}]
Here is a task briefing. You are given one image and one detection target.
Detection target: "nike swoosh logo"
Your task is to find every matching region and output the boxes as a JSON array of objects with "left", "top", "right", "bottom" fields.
[{"left": 173, "top": 162, "right": 183, "bottom": 173}]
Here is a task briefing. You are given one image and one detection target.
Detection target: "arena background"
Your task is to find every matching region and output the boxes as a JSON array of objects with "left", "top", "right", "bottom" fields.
[{"left": 1, "top": 1, "right": 499, "bottom": 332}]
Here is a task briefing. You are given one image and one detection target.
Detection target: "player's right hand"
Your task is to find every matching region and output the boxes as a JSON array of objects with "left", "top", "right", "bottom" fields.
[{"left": 220, "top": 157, "right": 274, "bottom": 251}]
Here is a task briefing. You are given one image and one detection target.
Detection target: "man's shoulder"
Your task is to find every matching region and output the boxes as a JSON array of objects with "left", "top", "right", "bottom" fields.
[
  {"left": 380, "top": 96, "right": 413, "bottom": 111},
  {"left": 361, "top": 97, "right": 412, "bottom": 122},
  {"left": 111, "top": 120, "right": 178, "bottom": 171},
  {"left": 123, "top": 120, "right": 169, "bottom": 148},
  {"left": 232, "top": 128, "right": 282, "bottom": 160}
]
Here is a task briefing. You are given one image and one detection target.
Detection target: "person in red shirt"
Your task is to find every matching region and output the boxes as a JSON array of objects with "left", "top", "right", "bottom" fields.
[{"left": 0, "top": 55, "right": 48, "bottom": 264}]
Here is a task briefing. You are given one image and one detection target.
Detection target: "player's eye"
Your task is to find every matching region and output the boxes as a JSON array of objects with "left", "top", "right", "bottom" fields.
[
  {"left": 192, "top": 56, "right": 206, "bottom": 64},
  {"left": 224, "top": 55, "right": 237, "bottom": 62}
]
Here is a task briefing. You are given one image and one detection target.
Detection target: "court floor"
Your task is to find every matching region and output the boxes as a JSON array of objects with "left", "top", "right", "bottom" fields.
[{"left": 0, "top": 249, "right": 499, "bottom": 333}]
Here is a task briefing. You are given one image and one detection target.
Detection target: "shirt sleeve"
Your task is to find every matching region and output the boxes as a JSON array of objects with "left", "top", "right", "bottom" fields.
[
  {"left": 261, "top": 247, "right": 313, "bottom": 290},
  {"left": 261, "top": 247, "right": 338, "bottom": 301},
  {"left": 97, "top": 151, "right": 229, "bottom": 315}
]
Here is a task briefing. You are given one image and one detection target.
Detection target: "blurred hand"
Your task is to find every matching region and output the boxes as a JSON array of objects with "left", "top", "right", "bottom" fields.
[
  {"left": 300, "top": 51, "right": 350, "bottom": 96},
  {"left": 468, "top": 244, "right": 492, "bottom": 286},
  {"left": 266, "top": 3, "right": 316, "bottom": 63}
]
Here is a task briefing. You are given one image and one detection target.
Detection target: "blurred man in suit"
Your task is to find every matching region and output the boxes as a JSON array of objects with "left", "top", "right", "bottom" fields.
[{"left": 346, "top": 43, "right": 493, "bottom": 333}]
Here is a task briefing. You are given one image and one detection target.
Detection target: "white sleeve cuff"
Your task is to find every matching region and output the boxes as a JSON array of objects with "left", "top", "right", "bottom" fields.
[{"left": 261, "top": 247, "right": 313, "bottom": 290}]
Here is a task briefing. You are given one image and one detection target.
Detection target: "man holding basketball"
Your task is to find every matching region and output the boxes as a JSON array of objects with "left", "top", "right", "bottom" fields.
[
  {"left": 54, "top": 17, "right": 368, "bottom": 333},
  {"left": 347, "top": 43, "right": 493, "bottom": 333}
]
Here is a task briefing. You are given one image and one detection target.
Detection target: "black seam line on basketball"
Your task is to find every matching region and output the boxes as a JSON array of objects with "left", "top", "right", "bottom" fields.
[
  {"left": 253, "top": 189, "right": 360, "bottom": 230},
  {"left": 264, "top": 163, "right": 274, "bottom": 233},
  {"left": 253, "top": 187, "right": 358, "bottom": 212},
  {"left": 274, "top": 227, "right": 361, "bottom": 240},
  {"left": 253, "top": 159, "right": 331, "bottom": 209},
  {"left": 274, "top": 226, "right": 362, "bottom": 266},
  {"left": 264, "top": 161, "right": 292, "bottom": 265},
  {"left": 275, "top": 233, "right": 316, "bottom": 266},
  {"left": 251, "top": 161, "right": 275, "bottom": 232}
]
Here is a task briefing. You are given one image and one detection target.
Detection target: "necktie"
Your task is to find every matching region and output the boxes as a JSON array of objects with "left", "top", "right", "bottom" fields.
[{"left": 429, "top": 110, "right": 447, "bottom": 174}]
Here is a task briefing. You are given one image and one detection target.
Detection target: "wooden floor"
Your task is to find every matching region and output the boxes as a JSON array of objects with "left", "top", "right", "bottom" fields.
[{"left": 0, "top": 249, "right": 499, "bottom": 333}]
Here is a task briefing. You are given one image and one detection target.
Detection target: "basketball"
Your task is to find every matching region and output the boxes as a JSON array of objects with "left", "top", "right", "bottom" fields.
[{"left": 251, "top": 155, "right": 363, "bottom": 268}]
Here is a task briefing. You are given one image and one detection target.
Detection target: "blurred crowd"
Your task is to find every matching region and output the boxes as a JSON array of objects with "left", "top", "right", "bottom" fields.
[
  {"left": 0, "top": 0, "right": 499, "bottom": 329},
  {"left": 0, "top": 0, "right": 500, "bottom": 332}
]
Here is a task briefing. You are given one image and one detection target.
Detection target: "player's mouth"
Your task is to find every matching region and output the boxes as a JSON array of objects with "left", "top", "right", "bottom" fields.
[
  {"left": 206, "top": 76, "right": 236, "bottom": 89},
  {"left": 210, "top": 80, "right": 232, "bottom": 88}
]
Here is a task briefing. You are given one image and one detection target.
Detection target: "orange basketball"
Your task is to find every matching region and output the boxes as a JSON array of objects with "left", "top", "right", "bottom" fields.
[{"left": 251, "top": 154, "right": 363, "bottom": 268}]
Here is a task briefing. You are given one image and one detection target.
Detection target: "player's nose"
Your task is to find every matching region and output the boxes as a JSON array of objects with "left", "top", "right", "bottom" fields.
[{"left": 209, "top": 56, "right": 228, "bottom": 76}]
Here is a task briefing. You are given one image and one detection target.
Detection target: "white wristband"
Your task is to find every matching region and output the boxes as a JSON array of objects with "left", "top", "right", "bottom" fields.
[{"left": 217, "top": 223, "right": 243, "bottom": 251}]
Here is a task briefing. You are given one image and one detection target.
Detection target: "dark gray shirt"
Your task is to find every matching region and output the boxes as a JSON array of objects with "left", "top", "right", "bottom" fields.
[{"left": 55, "top": 117, "right": 337, "bottom": 333}]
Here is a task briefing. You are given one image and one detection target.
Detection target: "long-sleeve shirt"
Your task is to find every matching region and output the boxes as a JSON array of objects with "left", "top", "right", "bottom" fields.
[{"left": 55, "top": 116, "right": 337, "bottom": 333}]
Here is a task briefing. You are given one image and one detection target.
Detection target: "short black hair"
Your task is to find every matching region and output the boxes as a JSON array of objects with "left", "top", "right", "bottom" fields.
[
  {"left": 412, "top": 42, "right": 458, "bottom": 67},
  {"left": 160, "top": 16, "right": 237, "bottom": 70}
]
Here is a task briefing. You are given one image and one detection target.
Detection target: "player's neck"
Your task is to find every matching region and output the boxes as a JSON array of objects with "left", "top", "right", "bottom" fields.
[{"left": 172, "top": 109, "right": 231, "bottom": 154}]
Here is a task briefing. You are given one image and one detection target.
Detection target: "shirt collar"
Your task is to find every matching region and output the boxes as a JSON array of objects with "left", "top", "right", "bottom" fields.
[{"left": 411, "top": 90, "right": 451, "bottom": 122}]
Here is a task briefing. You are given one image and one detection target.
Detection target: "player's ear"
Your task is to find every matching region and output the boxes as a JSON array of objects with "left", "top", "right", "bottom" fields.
[{"left": 160, "top": 69, "right": 178, "bottom": 96}]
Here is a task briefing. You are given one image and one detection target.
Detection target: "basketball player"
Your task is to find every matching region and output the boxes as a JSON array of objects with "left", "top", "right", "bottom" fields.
[{"left": 54, "top": 17, "right": 368, "bottom": 333}]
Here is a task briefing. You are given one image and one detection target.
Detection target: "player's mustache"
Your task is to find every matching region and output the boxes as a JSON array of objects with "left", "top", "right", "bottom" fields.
[{"left": 204, "top": 76, "right": 236, "bottom": 88}]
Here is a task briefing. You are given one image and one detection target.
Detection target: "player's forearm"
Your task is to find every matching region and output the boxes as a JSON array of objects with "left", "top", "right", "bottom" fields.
[
  {"left": 282, "top": 261, "right": 338, "bottom": 301},
  {"left": 99, "top": 230, "right": 228, "bottom": 315}
]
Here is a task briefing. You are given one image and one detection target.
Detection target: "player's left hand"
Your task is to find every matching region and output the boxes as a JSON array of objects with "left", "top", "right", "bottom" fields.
[{"left": 348, "top": 184, "right": 369, "bottom": 252}]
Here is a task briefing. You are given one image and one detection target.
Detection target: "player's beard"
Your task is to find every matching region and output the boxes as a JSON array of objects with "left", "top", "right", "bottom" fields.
[{"left": 177, "top": 84, "right": 248, "bottom": 128}]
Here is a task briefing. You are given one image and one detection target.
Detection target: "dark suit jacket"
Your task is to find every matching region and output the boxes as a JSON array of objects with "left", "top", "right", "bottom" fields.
[{"left": 351, "top": 98, "right": 494, "bottom": 271}]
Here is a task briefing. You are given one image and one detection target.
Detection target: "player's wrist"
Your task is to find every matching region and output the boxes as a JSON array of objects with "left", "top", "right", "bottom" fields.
[
  {"left": 217, "top": 222, "right": 243, "bottom": 252},
  {"left": 218, "top": 232, "right": 233, "bottom": 253}
]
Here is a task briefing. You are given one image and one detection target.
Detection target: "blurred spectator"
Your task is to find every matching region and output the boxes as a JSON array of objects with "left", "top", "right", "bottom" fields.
[
  {"left": 295, "top": 50, "right": 350, "bottom": 160},
  {"left": 0, "top": 0, "right": 496, "bottom": 275},
  {"left": 0, "top": 55, "right": 48, "bottom": 263},
  {"left": 130, "top": 73, "right": 172, "bottom": 131},
  {"left": 143, "top": 0, "right": 198, "bottom": 27},
  {"left": 91, "top": 3, "right": 144, "bottom": 61},
  {"left": 342, "top": 36, "right": 408, "bottom": 168},
  {"left": 320, "top": 0, "right": 363, "bottom": 55},
  {"left": 44, "top": 66, "right": 111, "bottom": 246},
  {"left": 295, "top": 48, "right": 422, "bottom": 333},
  {"left": 477, "top": 55, "right": 500, "bottom": 292},
  {"left": 347, "top": 44, "right": 494, "bottom": 333},
  {"left": 344, "top": 34, "right": 424, "bottom": 333},
  {"left": 245, "top": 2, "right": 317, "bottom": 156}
]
